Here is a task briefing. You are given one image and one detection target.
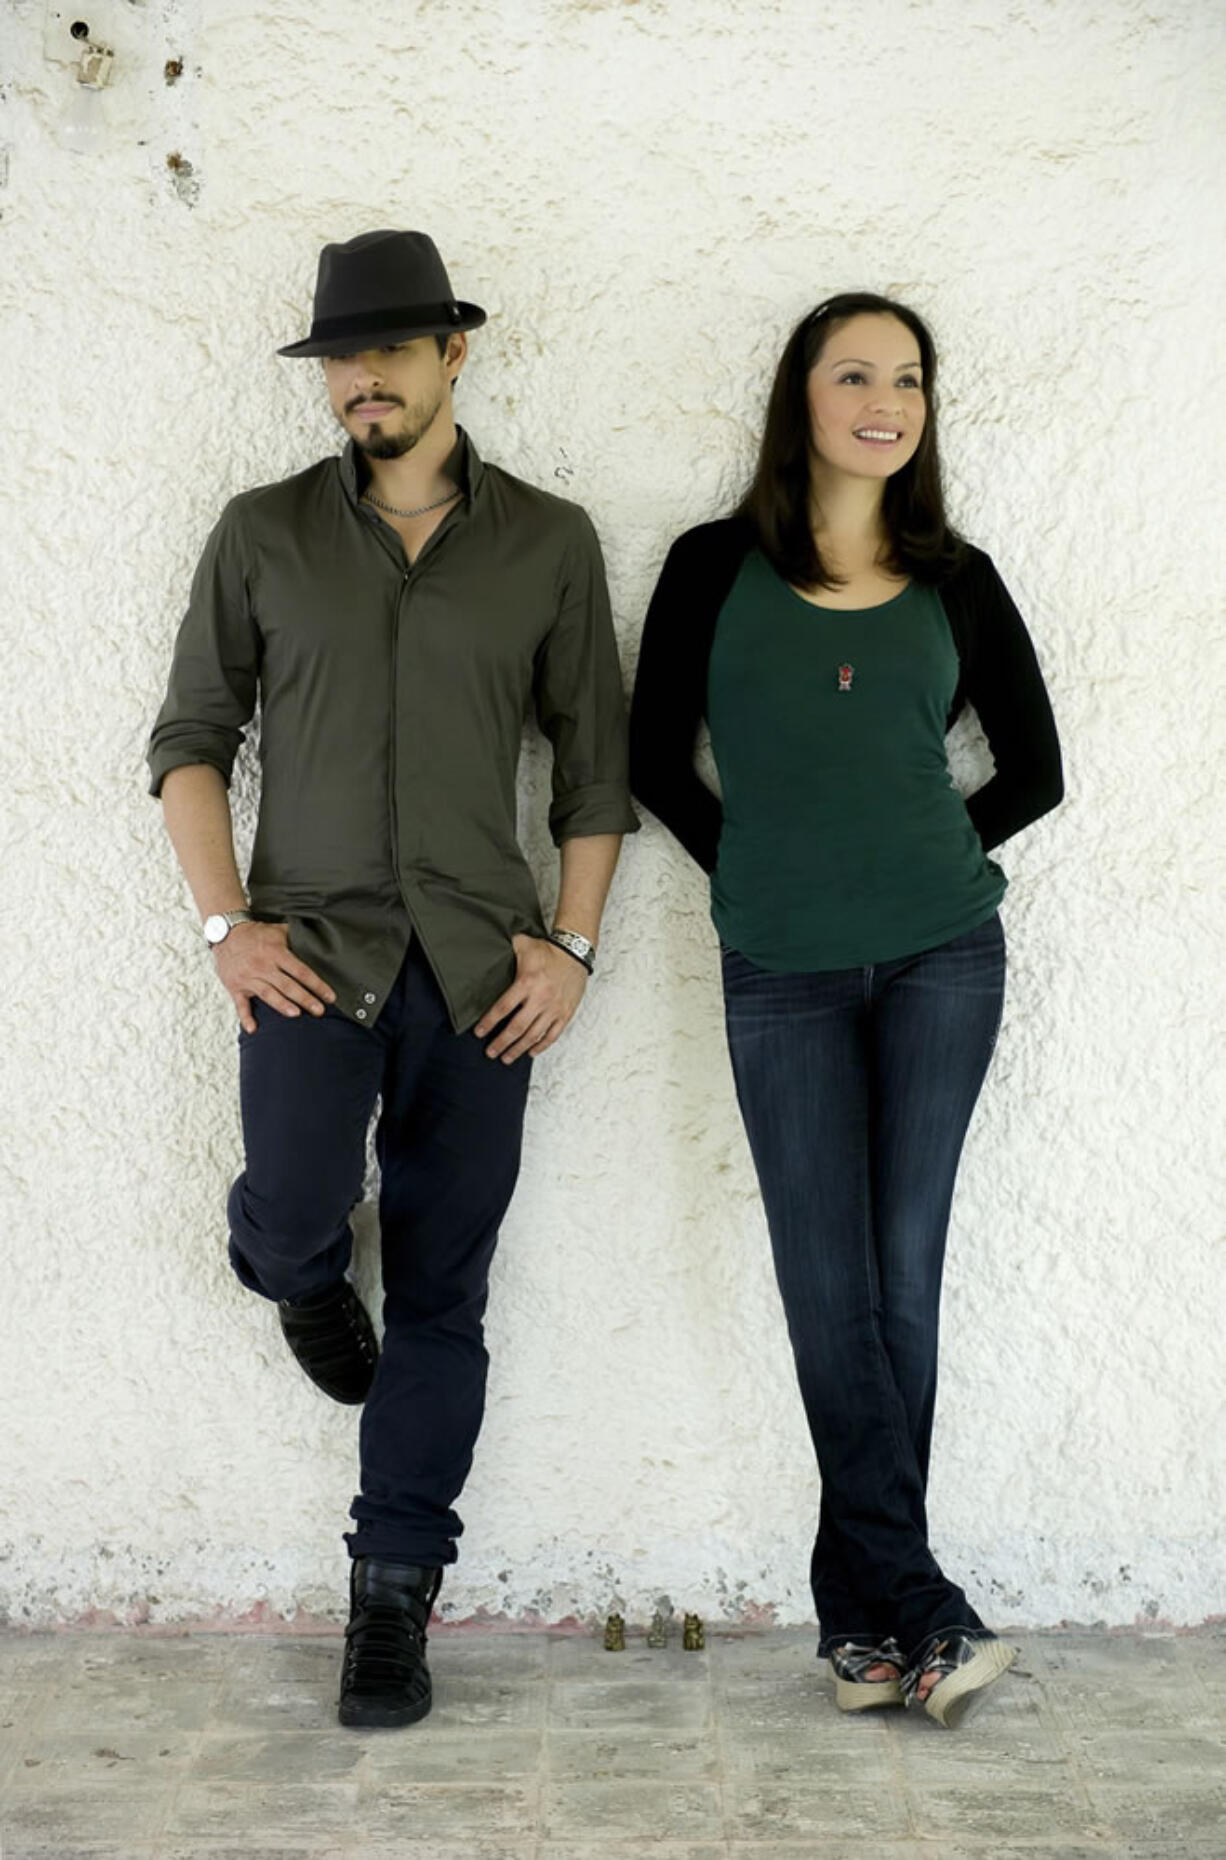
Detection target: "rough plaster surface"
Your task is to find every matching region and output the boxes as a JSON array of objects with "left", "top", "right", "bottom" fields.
[{"left": 1, "top": 0, "right": 1223, "bottom": 1631}]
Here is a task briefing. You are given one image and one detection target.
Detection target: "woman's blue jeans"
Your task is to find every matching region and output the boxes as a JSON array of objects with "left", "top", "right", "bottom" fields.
[{"left": 721, "top": 911, "right": 1007, "bottom": 1664}]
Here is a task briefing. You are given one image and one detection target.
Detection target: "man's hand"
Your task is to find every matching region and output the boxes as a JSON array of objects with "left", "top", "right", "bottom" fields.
[
  {"left": 213, "top": 921, "right": 336, "bottom": 1033},
  {"left": 473, "top": 934, "right": 588, "bottom": 1063}
]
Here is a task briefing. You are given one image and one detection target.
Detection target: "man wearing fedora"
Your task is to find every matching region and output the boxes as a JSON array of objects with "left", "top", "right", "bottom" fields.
[{"left": 148, "top": 230, "right": 637, "bottom": 1728}]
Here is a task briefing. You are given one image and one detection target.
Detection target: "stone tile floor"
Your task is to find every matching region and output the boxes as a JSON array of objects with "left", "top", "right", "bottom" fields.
[{"left": 1, "top": 1626, "right": 1223, "bottom": 1858}]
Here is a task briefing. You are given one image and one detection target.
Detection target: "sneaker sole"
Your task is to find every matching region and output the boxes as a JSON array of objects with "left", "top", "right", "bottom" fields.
[
  {"left": 923, "top": 1638, "right": 1016, "bottom": 1729},
  {"left": 307, "top": 1379, "right": 374, "bottom": 1406},
  {"left": 338, "top": 1691, "right": 433, "bottom": 1729}
]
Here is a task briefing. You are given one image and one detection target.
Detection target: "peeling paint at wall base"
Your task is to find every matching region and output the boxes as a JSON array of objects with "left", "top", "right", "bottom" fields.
[{"left": 1, "top": 1536, "right": 1222, "bottom": 1634}]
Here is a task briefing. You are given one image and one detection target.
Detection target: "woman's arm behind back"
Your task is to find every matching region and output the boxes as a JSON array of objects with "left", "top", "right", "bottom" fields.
[
  {"left": 944, "top": 548, "right": 1064, "bottom": 853},
  {"left": 629, "top": 521, "right": 750, "bottom": 873}
]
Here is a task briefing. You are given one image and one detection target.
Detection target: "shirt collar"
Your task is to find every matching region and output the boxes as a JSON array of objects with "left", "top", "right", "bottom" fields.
[{"left": 339, "top": 425, "right": 484, "bottom": 506}]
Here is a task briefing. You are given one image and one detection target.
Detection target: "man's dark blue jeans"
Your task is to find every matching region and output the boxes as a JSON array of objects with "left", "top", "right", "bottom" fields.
[
  {"left": 226, "top": 938, "right": 531, "bottom": 1570},
  {"left": 721, "top": 910, "right": 1007, "bottom": 1666}
]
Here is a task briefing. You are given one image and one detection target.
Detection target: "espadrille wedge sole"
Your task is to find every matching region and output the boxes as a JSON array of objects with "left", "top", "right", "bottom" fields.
[{"left": 911, "top": 1634, "right": 1016, "bottom": 1729}]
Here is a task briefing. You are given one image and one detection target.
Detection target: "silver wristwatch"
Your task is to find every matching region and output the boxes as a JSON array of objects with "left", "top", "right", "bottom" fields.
[
  {"left": 203, "top": 909, "right": 254, "bottom": 947},
  {"left": 549, "top": 926, "right": 596, "bottom": 974}
]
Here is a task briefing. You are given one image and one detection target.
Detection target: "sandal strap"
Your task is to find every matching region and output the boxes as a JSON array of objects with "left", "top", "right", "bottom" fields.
[
  {"left": 830, "top": 1637, "right": 904, "bottom": 1683},
  {"left": 900, "top": 1632, "right": 981, "bottom": 1706}
]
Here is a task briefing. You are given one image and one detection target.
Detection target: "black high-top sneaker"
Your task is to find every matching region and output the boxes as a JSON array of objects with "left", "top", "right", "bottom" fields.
[
  {"left": 337, "top": 1558, "right": 443, "bottom": 1728},
  {"left": 277, "top": 1281, "right": 378, "bottom": 1404}
]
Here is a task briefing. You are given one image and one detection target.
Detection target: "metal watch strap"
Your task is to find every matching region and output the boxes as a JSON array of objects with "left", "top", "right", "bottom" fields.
[
  {"left": 204, "top": 909, "right": 254, "bottom": 947},
  {"left": 548, "top": 927, "right": 595, "bottom": 974}
]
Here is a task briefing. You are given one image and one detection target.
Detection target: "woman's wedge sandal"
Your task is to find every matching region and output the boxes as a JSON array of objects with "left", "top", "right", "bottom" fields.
[
  {"left": 828, "top": 1638, "right": 906, "bottom": 1711},
  {"left": 902, "top": 1633, "right": 1016, "bottom": 1728}
]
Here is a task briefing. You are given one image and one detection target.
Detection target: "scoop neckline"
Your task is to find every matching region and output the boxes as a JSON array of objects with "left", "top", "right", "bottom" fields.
[{"left": 782, "top": 576, "right": 915, "bottom": 617}]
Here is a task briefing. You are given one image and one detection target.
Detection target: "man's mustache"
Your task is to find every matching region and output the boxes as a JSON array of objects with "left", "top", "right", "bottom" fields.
[{"left": 344, "top": 393, "right": 405, "bottom": 414}]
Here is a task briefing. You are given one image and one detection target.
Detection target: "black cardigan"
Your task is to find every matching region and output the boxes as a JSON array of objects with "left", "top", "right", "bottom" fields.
[{"left": 629, "top": 516, "right": 1063, "bottom": 873}]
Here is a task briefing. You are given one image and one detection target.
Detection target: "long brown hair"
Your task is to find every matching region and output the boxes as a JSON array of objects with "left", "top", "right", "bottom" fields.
[{"left": 736, "top": 292, "right": 964, "bottom": 590}]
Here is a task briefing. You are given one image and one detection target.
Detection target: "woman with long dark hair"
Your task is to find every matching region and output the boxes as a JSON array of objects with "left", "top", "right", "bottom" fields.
[{"left": 630, "top": 294, "right": 1062, "bottom": 1727}]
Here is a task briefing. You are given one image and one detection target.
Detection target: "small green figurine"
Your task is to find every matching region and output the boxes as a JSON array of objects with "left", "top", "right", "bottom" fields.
[
  {"left": 603, "top": 1612, "right": 626, "bottom": 1652},
  {"left": 646, "top": 1611, "right": 669, "bottom": 1648},
  {"left": 682, "top": 1612, "right": 705, "bottom": 1651}
]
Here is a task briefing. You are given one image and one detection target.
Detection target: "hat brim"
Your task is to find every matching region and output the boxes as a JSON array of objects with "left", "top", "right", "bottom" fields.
[{"left": 277, "top": 302, "right": 487, "bottom": 358}]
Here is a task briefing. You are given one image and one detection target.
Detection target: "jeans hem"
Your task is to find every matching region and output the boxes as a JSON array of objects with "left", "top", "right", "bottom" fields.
[
  {"left": 816, "top": 1629, "right": 895, "bottom": 1659},
  {"left": 344, "top": 1529, "right": 459, "bottom": 1569},
  {"left": 904, "top": 1622, "right": 996, "bottom": 1669}
]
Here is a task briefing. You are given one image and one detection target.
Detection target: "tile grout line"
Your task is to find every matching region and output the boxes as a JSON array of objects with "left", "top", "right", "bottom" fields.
[
  {"left": 537, "top": 1630, "right": 557, "bottom": 1852},
  {"left": 704, "top": 1640, "right": 733, "bottom": 1858},
  {"left": 152, "top": 1639, "right": 230, "bottom": 1853},
  {"left": 881, "top": 1672, "right": 918, "bottom": 1845},
  {"left": 1030, "top": 1653, "right": 1129, "bottom": 1851},
  {"left": 0, "top": 1646, "right": 56, "bottom": 1803}
]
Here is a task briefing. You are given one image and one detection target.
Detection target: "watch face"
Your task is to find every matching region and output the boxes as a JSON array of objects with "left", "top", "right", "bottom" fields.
[{"left": 203, "top": 913, "right": 229, "bottom": 945}]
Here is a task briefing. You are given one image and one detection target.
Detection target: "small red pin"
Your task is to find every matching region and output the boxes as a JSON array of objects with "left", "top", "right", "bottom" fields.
[{"left": 837, "top": 663, "right": 854, "bottom": 692}]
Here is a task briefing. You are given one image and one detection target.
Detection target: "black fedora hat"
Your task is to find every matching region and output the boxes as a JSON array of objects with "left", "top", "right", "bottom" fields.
[{"left": 278, "top": 229, "right": 486, "bottom": 358}]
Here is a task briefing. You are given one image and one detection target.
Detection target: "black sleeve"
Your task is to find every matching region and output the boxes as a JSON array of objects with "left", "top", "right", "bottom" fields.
[
  {"left": 946, "top": 549, "right": 1064, "bottom": 852},
  {"left": 629, "top": 530, "right": 728, "bottom": 873}
]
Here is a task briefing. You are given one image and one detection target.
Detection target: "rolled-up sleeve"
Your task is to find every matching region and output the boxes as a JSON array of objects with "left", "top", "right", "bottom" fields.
[
  {"left": 533, "top": 510, "right": 640, "bottom": 845},
  {"left": 146, "top": 498, "right": 259, "bottom": 797}
]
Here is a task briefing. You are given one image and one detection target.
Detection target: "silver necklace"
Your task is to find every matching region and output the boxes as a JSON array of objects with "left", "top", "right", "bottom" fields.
[{"left": 363, "top": 486, "right": 461, "bottom": 520}]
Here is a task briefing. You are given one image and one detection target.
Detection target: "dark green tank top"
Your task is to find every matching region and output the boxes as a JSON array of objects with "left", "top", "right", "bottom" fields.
[{"left": 707, "top": 549, "right": 1006, "bottom": 970}]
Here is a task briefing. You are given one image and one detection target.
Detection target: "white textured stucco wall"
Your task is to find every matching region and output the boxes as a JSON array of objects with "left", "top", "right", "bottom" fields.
[{"left": 1, "top": 0, "right": 1223, "bottom": 1631}]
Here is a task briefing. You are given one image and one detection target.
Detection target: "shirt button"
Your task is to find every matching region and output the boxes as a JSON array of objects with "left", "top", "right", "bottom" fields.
[
  {"left": 355, "top": 1008, "right": 368, "bottom": 1021},
  {"left": 363, "top": 992, "right": 376, "bottom": 1004}
]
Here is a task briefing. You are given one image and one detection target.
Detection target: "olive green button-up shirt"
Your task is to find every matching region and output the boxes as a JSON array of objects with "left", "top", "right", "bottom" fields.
[{"left": 148, "top": 430, "right": 639, "bottom": 1032}]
